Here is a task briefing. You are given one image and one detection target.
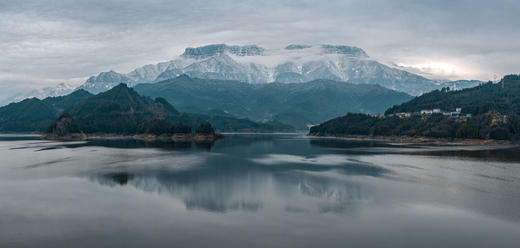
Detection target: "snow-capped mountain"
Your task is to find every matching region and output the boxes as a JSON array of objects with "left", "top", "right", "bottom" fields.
[
  {"left": 126, "top": 61, "right": 175, "bottom": 84},
  {"left": 77, "top": 70, "right": 136, "bottom": 94},
  {"left": 0, "top": 83, "right": 75, "bottom": 106},
  {"left": 76, "top": 44, "right": 482, "bottom": 95}
]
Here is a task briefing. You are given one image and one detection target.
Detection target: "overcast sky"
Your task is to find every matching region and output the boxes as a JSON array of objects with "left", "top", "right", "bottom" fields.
[{"left": 1, "top": 0, "right": 519, "bottom": 99}]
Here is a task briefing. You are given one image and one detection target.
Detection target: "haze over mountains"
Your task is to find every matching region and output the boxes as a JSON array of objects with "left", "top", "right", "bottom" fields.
[
  {"left": 1, "top": 43, "right": 486, "bottom": 130},
  {"left": 0, "top": 83, "right": 76, "bottom": 107},
  {"left": 134, "top": 76, "right": 412, "bottom": 129},
  {"left": 0, "top": 43, "right": 489, "bottom": 130},
  {"left": 1, "top": 43, "right": 485, "bottom": 107},
  {"left": 77, "top": 44, "right": 482, "bottom": 96}
]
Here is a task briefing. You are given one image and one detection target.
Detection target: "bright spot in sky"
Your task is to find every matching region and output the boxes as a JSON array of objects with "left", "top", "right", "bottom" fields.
[{"left": 395, "top": 61, "right": 475, "bottom": 81}]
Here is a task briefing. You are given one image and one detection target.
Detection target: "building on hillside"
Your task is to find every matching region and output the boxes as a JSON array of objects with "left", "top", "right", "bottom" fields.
[
  {"left": 395, "top": 112, "right": 411, "bottom": 118},
  {"left": 391, "top": 107, "right": 470, "bottom": 119}
]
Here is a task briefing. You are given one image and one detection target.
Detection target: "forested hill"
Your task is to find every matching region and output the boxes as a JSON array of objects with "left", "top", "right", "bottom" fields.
[
  {"left": 386, "top": 75, "right": 520, "bottom": 115},
  {"left": 310, "top": 75, "right": 520, "bottom": 142},
  {"left": 134, "top": 75, "right": 412, "bottom": 129},
  {"left": 0, "top": 90, "right": 93, "bottom": 132},
  {"left": 0, "top": 83, "right": 295, "bottom": 134},
  {"left": 43, "top": 84, "right": 296, "bottom": 136},
  {"left": 60, "top": 83, "right": 181, "bottom": 134}
]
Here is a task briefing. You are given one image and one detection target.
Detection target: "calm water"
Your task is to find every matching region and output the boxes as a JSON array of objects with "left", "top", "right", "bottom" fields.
[{"left": 1, "top": 134, "right": 520, "bottom": 247}]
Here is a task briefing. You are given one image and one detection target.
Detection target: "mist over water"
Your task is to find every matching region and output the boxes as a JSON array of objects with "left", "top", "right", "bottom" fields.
[{"left": 1, "top": 134, "right": 520, "bottom": 247}]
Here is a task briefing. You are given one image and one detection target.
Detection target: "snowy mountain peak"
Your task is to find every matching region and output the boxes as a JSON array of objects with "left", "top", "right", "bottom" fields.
[
  {"left": 0, "top": 82, "right": 76, "bottom": 106},
  {"left": 80, "top": 70, "right": 135, "bottom": 94},
  {"left": 71, "top": 44, "right": 483, "bottom": 96},
  {"left": 86, "top": 70, "right": 131, "bottom": 83}
]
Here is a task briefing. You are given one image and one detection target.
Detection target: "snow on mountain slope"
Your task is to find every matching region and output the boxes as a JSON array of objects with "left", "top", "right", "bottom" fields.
[
  {"left": 73, "top": 44, "right": 484, "bottom": 96},
  {"left": 0, "top": 83, "right": 75, "bottom": 106},
  {"left": 77, "top": 70, "right": 136, "bottom": 94},
  {"left": 2, "top": 44, "right": 483, "bottom": 106}
]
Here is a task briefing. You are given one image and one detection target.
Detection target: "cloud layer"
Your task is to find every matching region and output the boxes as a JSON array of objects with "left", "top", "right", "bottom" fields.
[{"left": 1, "top": 0, "right": 519, "bottom": 99}]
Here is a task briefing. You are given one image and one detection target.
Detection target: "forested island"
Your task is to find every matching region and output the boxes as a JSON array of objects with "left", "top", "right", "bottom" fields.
[
  {"left": 309, "top": 75, "right": 520, "bottom": 142},
  {"left": 40, "top": 84, "right": 225, "bottom": 141}
]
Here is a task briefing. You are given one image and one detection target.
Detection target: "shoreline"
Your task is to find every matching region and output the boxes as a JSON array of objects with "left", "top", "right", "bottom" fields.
[
  {"left": 307, "top": 134, "right": 515, "bottom": 146},
  {"left": 40, "top": 132, "right": 225, "bottom": 142}
]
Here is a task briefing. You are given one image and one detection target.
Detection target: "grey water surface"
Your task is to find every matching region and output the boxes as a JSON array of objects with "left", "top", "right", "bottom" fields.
[{"left": 1, "top": 134, "right": 520, "bottom": 247}]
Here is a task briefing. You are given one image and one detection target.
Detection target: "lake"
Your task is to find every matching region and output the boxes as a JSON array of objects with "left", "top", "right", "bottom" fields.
[{"left": 1, "top": 134, "right": 520, "bottom": 247}]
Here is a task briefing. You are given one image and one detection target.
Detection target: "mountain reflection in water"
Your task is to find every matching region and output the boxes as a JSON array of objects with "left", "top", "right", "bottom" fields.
[
  {"left": 1, "top": 134, "right": 520, "bottom": 248},
  {"left": 88, "top": 146, "right": 381, "bottom": 213}
]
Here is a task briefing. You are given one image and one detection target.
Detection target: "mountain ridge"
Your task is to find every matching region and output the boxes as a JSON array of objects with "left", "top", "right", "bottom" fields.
[
  {"left": 1, "top": 43, "right": 484, "bottom": 106},
  {"left": 0, "top": 83, "right": 296, "bottom": 133},
  {"left": 134, "top": 75, "right": 413, "bottom": 129},
  {"left": 73, "top": 44, "right": 482, "bottom": 95}
]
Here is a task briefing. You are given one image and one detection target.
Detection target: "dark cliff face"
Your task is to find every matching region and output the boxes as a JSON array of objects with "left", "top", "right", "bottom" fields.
[
  {"left": 182, "top": 44, "right": 265, "bottom": 59},
  {"left": 285, "top": 44, "right": 312, "bottom": 50},
  {"left": 321, "top": 45, "right": 368, "bottom": 57}
]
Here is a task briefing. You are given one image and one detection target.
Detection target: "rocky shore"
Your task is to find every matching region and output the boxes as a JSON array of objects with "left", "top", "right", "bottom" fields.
[
  {"left": 41, "top": 132, "right": 224, "bottom": 142},
  {"left": 308, "top": 134, "right": 514, "bottom": 146}
]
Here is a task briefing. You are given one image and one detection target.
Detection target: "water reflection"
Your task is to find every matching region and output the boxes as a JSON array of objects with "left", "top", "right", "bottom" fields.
[
  {"left": 88, "top": 153, "right": 377, "bottom": 213},
  {"left": 64, "top": 138, "right": 197, "bottom": 150},
  {"left": 310, "top": 137, "right": 520, "bottom": 162},
  {"left": 106, "top": 172, "right": 134, "bottom": 185},
  {"left": 2, "top": 134, "right": 520, "bottom": 248}
]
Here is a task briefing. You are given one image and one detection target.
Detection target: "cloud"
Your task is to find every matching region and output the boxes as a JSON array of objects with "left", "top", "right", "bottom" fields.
[{"left": 0, "top": 0, "right": 518, "bottom": 98}]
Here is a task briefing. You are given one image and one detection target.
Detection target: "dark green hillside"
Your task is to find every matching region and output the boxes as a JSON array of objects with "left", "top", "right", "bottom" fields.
[
  {"left": 311, "top": 75, "right": 520, "bottom": 142},
  {"left": 134, "top": 75, "right": 412, "bottom": 129},
  {"left": 386, "top": 75, "right": 520, "bottom": 115},
  {"left": 64, "top": 84, "right": 182, "bottom": 134},
  {"left": 0, "top": 90, "right": 93, "bottom": 132},
  {"left": 310, "top": 112, "right": 520, "bottom": 141},
  {"left": 44, "top": 83, "right": 294, "bottom": 136},
  {"left": 44, "top": 89, "right": 93, "bottom": 113}
]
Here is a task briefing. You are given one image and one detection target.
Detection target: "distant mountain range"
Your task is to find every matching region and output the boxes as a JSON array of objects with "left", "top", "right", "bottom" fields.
[
  {"left": 76, "top": 44, "right": 482, "bottom": 96},
  {"left": 0, "top": 43, "right": 487, "bottom": 133},
  {"left": 0, "top": 84, "right": 295, "bottom": 133},
  {"left": 1, "top": 44, "right": 484, "bottom": 107},
  {"left": 134, "top": 75, "right": 412, "bottom": 129},
  {"left": 0, "top": 83, "right": 75, "bottom": 107}
]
